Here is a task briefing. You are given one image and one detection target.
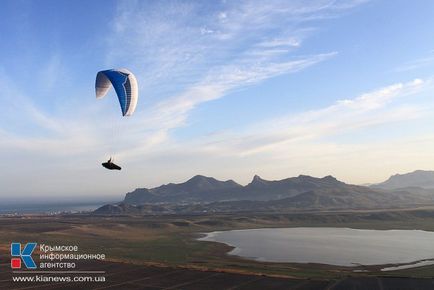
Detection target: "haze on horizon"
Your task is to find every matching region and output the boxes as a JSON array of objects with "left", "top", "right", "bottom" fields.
[{"left": 1, "top": 0, "right": 434, "bottom": 202}]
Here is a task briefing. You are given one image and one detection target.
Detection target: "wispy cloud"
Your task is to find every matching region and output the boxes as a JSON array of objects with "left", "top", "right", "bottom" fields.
[
  {"left": 125, "top": 76, "right": 433, "bottom": 186},
  {"left": 118, "top": 52, "right": 337, "bottom": 159},
  {"left": 395, "top": 51, "right": 434, "bottom": 72},
  {"left": 38, "top": 54, "right": 64, "bottom": 91},
  {"left": 106, "top": 0, "right": 364, "bottom": 95},
  {"left": 102, "top": 0, "right": 369, "bottom": 159},
  {"left": 172, "top": 78, "right": 432, "bottom": 158},
  {"left": 0, "top": 0, "right": 374, "bottom": 197}
]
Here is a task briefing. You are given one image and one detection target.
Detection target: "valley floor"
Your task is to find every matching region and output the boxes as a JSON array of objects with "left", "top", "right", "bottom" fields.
[
  {"left": 0, "top": 207, "right": 433, "bottom": 289},
  {"left": 1, "top": 260, "right": 433, "bottom": 290}
]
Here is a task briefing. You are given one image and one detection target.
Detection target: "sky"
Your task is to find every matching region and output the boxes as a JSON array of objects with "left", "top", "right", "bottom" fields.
[{"left": 1, "top": 0, "right": 434, "bottom": 203}]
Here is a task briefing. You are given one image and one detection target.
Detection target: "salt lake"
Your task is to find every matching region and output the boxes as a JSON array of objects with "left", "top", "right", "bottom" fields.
[{"left": 199, "top": 227, "right": 434, "bottom": 267}]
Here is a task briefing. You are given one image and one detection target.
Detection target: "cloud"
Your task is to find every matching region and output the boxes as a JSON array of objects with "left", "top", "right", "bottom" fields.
[
  {"left": 99, "top": 0, "right": 365, "bottom": 159},
  {"left": 106, "top": 0, "right": 365, "bottom": 94},
  {"left": 395, "top": 51, "right": 434, "bottom": 72},
  {"left": 0, "top": 0, "right": 374, "bottom": 198},
  {"left": 174, "top": 78, "right": 432, "bottom": 158},
  {"left": 122, "top": 76, "right": 433, "bottom": 186},
  {"left": 0, "top": 69, "right": 61, "bottom": 134},
  {"left": 257, "top": 37, "right": 302, "bottom": 48},
  {"left": 39, "top": 54, "right": 64, "bottom": 91},
  {"left": 115, "top": 52, "right": 337, "bottom": 160}
]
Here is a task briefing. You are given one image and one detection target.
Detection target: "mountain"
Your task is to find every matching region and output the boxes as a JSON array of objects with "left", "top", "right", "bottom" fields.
[
  {"left": 124, "top": 175, "right": 243, "bottom": 204},
  {"left": 95, "top": 183, "right": 430, "bottom": 215},
  {"left": 372, "top": 170, "right": 434, "bottom": 190},
  {"left": 242, "top": 174, "right": 348, "bottom": 200},
  {"left": 93, "top": 173, "right": 434, "bottom": 215},
  {"left": 117, "top": 174, "right": 433, "bottom": 213},
  {"left": 124, "top": 174, "right": 352, "bottom": 204}
]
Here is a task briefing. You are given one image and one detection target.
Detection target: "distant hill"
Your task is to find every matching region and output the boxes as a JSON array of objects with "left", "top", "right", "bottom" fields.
[
  {"left": 93, "top": 174, "right": 434, "bottom": 215},
  {"left": 124, "top": 175, "right": 243, "bottom": 204},
  {"left": 95, "top": 186, "right": 428, "bottom": 215},
  {"left": 124, "top": 174, "right": 359, "bottom": 204},
  {"left": 372, "top": 170, "right": 434, "bottom": 190}
]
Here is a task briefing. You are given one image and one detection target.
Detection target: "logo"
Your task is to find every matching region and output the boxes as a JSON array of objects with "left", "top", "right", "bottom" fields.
[{"left": 11, "top": 243, "right": 37, "bottom": 269}]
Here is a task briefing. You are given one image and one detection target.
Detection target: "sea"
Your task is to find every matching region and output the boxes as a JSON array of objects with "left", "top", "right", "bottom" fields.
[{"left": 0, "top": 202, "right": 109, "bottom": 215}]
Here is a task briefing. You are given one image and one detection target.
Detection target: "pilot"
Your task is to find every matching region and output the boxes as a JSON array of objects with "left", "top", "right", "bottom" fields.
[{"left": 102, "top": 158, "right": 122, "bottom": 170}]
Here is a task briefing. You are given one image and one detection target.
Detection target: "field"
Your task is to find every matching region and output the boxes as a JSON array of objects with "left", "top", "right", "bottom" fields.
[
  {"left": 2, "top": 259, "right": 433, "bottom": 289},
  {"left": 0, "top": 208, "right": 433, "bottom": 289}
]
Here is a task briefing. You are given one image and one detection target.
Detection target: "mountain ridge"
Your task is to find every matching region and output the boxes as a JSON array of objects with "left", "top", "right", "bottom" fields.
[
  {"left": 372, "top": 170, "right": 434, "bottom": 190},
  {"left": 124, "top": 174, "right": 352, "bottom": 204},
  {"left": 95, "top": 171, "right": 434, "bottom": 215}
]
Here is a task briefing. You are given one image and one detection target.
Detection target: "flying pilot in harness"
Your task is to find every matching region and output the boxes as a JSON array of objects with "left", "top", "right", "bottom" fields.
[{"left": 102, "top": 158, "right": 121, "bottom": 170}]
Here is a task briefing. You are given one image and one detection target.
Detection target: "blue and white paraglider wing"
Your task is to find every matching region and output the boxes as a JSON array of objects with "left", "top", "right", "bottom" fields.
[{"left": 95, "top": 68, "right": 138, "bottom": 116}]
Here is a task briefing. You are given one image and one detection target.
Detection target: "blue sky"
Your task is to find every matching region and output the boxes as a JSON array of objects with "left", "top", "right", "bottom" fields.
[{"left": 1, "top": 0, "right": 434, "bottom": 202}]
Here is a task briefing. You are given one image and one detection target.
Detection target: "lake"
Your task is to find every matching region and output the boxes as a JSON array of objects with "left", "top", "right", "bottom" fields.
[{"left": 199, "top": 227, "right": 434, "bottom": 267}]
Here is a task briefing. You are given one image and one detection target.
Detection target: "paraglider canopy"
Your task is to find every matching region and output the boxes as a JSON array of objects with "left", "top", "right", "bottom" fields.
[
  {"left": 95, "top": 68, "right": 138, "bottom": 116},
  {"left": 95, "top": 68, "right": 138, "bottom": 170}
]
